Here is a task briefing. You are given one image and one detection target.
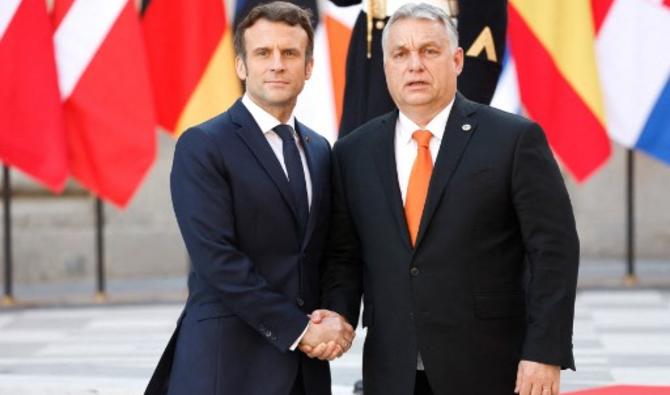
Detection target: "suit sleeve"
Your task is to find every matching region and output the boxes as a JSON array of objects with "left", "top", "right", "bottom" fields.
[
  {"left": 511, "top": 122, "right": 579, "bottom": 370},
  {"left": 321, "top": 143, "right": 364, "bottom": 327},
  {"left": 170, "top": 128, "right": 309, "bottom": 352}
]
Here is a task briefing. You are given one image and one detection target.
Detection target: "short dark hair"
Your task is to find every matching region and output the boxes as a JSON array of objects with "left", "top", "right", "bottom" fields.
[{"left": 234, "top": 1, "right": 315, "bottom": 62}]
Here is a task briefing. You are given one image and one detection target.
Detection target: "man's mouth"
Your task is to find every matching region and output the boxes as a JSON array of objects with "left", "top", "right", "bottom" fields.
[{"left": 406, "top": 81, "right": 428, "bottom": 88}]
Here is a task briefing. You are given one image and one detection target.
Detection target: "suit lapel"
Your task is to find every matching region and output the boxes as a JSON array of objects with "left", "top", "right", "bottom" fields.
[
  {"left": 230, "top": 100, "right": 300, "bottom": 226},
  {"left": 295, "top": 121, "right": 322, "bottom": 250},
  {"left": 373, "top": 112, "right": 413, "bottom": 251},
  {"left": 415, "top": 93, "right": 478, "bottom": 248}
]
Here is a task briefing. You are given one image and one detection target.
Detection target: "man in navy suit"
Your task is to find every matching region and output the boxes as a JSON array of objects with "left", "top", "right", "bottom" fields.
[{"left": 145, "top": 2, "right": 353, "bottom": 394}]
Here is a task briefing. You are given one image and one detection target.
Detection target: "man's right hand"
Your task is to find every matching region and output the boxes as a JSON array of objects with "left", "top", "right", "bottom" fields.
[{"left": 298, "top": 310, "right": 354, "bottom": 360}]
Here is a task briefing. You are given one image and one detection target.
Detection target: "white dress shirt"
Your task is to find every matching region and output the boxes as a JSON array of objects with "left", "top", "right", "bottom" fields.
[
  {"left": 395, "top": 98, "right": 454, "bottom": 204},
  {"left": 241, "top": 95, "right": 312, "bottom": 350},
  {"left": 242, "top": 94, "right": 313, "bottom": 208},
  {"left": 394, "top": 97, "right": 454, "bottom": 369}
]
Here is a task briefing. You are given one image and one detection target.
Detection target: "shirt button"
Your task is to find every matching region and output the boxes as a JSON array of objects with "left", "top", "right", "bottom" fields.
[
  {"left": 296, "top": 297, "right": 305, "bottom": 307},
  {"left": 410, "top": 267, "right": 420, "bottom": 277}
]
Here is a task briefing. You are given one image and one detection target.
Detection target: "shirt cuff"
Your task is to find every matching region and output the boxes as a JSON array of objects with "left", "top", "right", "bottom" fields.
[{"left": 290, "top": 322, "right": 310, "bottom": 351}]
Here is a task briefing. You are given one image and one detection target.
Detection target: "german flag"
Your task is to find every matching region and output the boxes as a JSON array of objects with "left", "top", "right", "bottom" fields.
[{"left": 142, "top": 0, "right": 240, "bottom": 136}]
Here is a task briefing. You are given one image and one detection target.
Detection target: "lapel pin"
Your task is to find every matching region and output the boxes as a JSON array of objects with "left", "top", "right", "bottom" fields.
[
  {"left": 461, "top": 123, "right": 472, "bottom": 132},
  {"left": 305, "top": 135, "right": 311, "bottom": 143}
]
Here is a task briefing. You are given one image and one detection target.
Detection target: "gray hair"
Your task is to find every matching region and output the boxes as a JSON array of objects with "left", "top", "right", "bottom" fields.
[{"left": 381, "top": 3, "right": 459, "bottom": 58}]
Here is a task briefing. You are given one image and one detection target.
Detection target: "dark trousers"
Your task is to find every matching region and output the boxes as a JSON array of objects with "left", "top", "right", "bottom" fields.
[
  {"left": 414, "top": 370, "right": 434, "bottom": 395},
  {"left": 290, "top": 365, "right": 304, "bottom": 395}
]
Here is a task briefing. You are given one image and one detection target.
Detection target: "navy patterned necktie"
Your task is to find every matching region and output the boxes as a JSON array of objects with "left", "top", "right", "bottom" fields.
[{"left": 274, "top": 124, "right": 308, "bottom": 237}]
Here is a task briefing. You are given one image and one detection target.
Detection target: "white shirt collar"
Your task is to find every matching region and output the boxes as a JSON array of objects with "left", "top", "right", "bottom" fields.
[
  {"left": 242, "top": 94, "right": 297, "bottom": 135},
  {"left": 397, "top": 97, "right": 455, "bottom": 144}
]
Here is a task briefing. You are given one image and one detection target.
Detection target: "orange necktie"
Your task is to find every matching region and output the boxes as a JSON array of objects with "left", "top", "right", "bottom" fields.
[{"left": 405, "top": 130, "right": 433, "bottom": 247}]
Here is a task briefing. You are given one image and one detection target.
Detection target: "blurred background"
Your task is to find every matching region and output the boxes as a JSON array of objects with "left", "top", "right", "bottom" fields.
[{"left": 1, "top": 0, "right": 668, "bottom": 300}]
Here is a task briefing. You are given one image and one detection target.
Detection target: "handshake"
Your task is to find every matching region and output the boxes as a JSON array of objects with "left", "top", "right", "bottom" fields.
[{"left": 298, "top": 309, "right": 355, "bottom": 361}]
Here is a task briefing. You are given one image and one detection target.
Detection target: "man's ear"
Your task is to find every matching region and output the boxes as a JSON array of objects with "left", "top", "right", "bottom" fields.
[
  {"left": 235, "top": 56, "right": 247, "bottom": 80},
  {"left": 454, "top": 47, "right": 464, "bottom": 76},
  {"left": 304, "top": 56, "right": 314, "bottom": 81}
]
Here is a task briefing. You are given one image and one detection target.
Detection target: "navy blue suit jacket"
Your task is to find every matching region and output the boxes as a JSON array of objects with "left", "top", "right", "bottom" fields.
[{"left": 146, "top": 99, "right": 332, "bottom": 395}]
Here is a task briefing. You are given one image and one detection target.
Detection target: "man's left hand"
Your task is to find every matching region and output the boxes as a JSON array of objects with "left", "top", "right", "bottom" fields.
[{"left": 514, "top": 360, "right": 560, "bottom": 395}]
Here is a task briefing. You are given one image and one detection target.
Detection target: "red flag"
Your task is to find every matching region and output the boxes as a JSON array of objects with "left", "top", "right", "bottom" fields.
[
  {"left": 0, "top": 0, "right": 67, "bottom": 191},
  {"left": 53, "top": 0, "right": 156, "bottom": 207}
]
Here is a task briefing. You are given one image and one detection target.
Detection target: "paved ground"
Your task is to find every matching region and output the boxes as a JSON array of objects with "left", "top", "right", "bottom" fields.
[{"left": 0, "top": 288, "right": 669, "bottom": 394}]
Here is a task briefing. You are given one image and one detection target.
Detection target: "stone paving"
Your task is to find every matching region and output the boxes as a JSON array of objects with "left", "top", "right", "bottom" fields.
[{"left": 0, "top": 289, "right": 669, "bottom": 394}]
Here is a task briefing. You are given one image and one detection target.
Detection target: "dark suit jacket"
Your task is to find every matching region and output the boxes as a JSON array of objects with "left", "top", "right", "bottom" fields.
[
  {"left": 146, "top": 99, "right": 332, "bottom": 395},
  {"left": 322, "top": 93, "right": 579, "bottom": 395}
]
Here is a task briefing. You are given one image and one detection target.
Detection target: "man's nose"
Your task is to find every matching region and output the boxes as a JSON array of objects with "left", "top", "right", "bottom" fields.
[
  {"left": 270, "top": 50, "right": 285, "bottom": 71},
  {"left": 408, "top": 51, "right": 424, "bottom": 71}
]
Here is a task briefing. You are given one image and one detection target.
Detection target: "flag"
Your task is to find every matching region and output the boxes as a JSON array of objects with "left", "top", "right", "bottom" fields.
[
  {"left": 458, "top": 0, "right": 508, "bottom": 106},
  {"left": 323, "top": 2, "right": 357, "bottom": 136},
  {"left": 53, "top": 0, "right": 156, "bottom": 207},
  {"left": 294, "top": 2, "right": 357, "bottom": 144},
  {"left": 594, "top": 0, "right": 670, "bottom": 165},
  {"left": 0, "top": 0, "right": 67, "bottom": 191},
  {"left": 490, "top": 44, "right": 521, "bottom": 115},
  {"left": 142, "top": 0, "right": 240, "bottom": 136},
  {"left": 509, "top": 0, "right": 611, "bottom": 181}
]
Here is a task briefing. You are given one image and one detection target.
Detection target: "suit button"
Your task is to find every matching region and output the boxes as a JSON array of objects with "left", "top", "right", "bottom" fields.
[
  {"left": 410, "top": 267, "right": 420, "bottom": 277},
  {"left": 296, "top": 297, "right": 305, "bottom": 307}
]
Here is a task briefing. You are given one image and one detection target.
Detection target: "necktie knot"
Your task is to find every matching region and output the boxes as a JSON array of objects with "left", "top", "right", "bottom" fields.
[
  {"left": 274, "top": 124, "right": 294, "bottom": 142},
  {"left": 412, "top": 130, "right": 432, "bottom": 148}
]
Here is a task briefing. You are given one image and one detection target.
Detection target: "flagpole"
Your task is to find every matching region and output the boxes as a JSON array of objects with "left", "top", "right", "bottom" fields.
[
  {"left": 94, "top": 197, "right": 107, "bottom": 301},
  {"left": 623, "top": 149, "right": 637, "bottom": 286},
  {"left": 2, "top": 166, "right": 15, "bottom": 306}
]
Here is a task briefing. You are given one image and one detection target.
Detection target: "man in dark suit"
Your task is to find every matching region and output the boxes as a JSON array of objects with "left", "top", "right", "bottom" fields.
[
  {"left": 145, "top": 3, "right": 353, "bottom": 394},
  {"left": 312, "top": 3, "right": 579, "bottom": 395}
]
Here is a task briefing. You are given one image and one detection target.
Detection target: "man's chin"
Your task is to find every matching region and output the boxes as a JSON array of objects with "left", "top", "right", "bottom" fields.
[
  {"left": 401, "top": 96, "right": 434, "bottom": 107},
  {"left": 260, "top": 94, "right": 295, "bottom": 108}
]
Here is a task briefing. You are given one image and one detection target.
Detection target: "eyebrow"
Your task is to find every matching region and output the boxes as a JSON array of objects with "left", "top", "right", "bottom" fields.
[{"left": 392, "top": 41, "right": 442, "bottom": 51}]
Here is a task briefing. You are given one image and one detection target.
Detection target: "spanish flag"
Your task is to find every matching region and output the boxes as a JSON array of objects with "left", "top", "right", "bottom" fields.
[
  {"left": 142, "top": 0, "right": 240, "bottom": 136},
  {"left": 509, "top": 0, "right": 611, "bottom": 181}
]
